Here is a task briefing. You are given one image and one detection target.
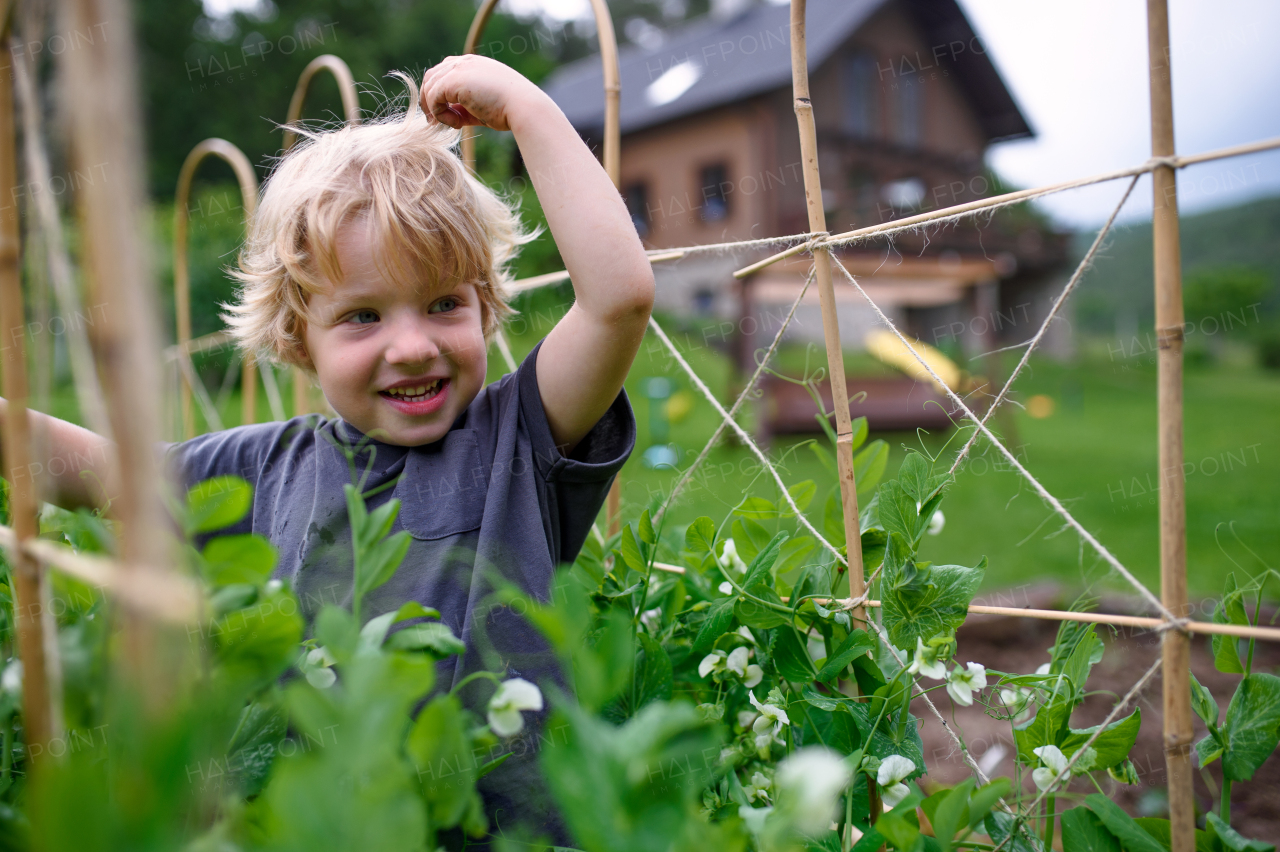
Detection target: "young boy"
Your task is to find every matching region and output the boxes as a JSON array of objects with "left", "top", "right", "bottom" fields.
[{"left": 7, "top": 56, "right": 653, "bottom": 838}]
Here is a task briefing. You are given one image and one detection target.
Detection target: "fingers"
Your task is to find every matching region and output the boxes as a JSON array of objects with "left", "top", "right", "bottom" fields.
[{"left": 419, "top": 56, "right": 478, "bottom": 128}]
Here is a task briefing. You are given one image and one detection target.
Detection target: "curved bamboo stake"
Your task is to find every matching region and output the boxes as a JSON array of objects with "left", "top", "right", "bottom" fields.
[
  {"left": 788, "top": 0, "right": 864, "bottom": 617},
  {"left": 174, "top": 139, "right": 259, "bottom": 438},
  {"left": 282, "top": 54, "right": 360, "bottom": 417},
  {"left": 460, "top": 0, "right": 621, "bottom": 185}
]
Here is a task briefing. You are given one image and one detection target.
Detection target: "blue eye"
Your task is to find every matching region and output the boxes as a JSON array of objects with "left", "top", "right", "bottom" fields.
[
  {"left": 350, "top": 310, "right": 379, "bottom": 325},
  {"left": 430, "top": 297, "right": 459, "bottom": 313}
]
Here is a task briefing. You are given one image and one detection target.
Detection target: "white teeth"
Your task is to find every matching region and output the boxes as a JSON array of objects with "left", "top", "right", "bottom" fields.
[{"left": 385, "top": 380, "right": 441, "bottom": 398}]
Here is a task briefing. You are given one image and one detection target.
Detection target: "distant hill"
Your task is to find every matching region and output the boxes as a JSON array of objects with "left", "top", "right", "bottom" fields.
[{"left": 1073, "top": 194, "right": 1280, "bottom": 335}]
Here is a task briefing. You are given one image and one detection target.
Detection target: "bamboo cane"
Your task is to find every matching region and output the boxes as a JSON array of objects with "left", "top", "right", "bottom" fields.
[
  {"left": 461, "top": 0, "right": 624, "bottom": 532},
  {"left": 788, "top": 0, "right": 864, "bottom": 617},
  {"left": 283, "top": 55, "right": 360, "bottom": 417},
  {"left": 174, "top": 139, "right": 259, "bottom": 437},
  {"left": 61, "top": 0, "right": 170, "bottom": 703},
  {"left": 0, "top": 27, "right": 61, "bottom": 759},
  {"left": 1147, "top": 2, "right": 1194, "bottom": 847}
]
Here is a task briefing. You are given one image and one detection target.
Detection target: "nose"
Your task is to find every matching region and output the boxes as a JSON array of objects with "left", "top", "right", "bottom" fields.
[{"left": 383, "top": 314, "right": 441, "bottom": 367}]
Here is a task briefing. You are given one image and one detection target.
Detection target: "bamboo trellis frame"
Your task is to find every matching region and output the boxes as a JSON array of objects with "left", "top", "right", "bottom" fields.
[
  {"left": 174, "top": 139, "right": 259, "bottom": 438},
  {"left": 0, "top": 3, "right": 1268, "bottom": 848},
  {"left": 283, "top": 54, "right": 361, "bottom": 418}
]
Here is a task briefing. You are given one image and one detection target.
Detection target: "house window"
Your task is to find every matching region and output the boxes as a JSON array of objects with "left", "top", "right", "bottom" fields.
[
  {"left": 624, "top": 183, "right": 651, "bottom": 237},
  {"left": 842, "top": 52, "right": 881, "bottom": 138},
  {"left": 896, "top": 79, "right": 923, "bottom": 148},
  {"left": 699, "top": 163, "right": 729, "bottom": 222}
]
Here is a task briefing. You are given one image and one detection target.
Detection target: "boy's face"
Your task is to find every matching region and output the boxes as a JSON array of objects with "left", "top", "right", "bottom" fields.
[{"left": 300, "top": 219, "right": 488, "bottom": 446}]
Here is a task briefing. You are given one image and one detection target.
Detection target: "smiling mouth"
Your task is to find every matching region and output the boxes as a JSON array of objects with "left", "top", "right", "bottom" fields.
[{"left": 379, "top": 378, "right": 445, "bottom": 403}]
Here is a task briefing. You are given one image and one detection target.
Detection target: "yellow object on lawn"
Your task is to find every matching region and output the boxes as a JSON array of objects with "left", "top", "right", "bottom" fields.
[{"left": 864, "top": 329, "right": 961, "bottom": 394}]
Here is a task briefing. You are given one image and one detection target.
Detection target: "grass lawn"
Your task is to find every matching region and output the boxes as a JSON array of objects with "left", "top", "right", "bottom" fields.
[{"left": 84, "top": 297, "right": 1276, "bottom": 601}]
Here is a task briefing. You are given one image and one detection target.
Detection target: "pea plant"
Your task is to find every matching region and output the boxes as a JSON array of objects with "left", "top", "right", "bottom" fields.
[{"left": 0, "top": 421, "right": 1275, "bottom": 851}]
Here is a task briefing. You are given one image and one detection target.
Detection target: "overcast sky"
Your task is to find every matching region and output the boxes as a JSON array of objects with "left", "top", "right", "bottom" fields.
[{"left": 207, "top": 0, "right": 1280, "bottom": 229}]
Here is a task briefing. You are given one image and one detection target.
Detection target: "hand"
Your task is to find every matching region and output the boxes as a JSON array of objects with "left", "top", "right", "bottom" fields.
[{"left": 418, "top": 54, "right": 547, "bottom": 133}]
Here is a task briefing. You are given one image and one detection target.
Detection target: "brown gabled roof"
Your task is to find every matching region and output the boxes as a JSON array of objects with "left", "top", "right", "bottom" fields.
[{"left": 541, "top": 0, "right": 1033, "bottom": 143}]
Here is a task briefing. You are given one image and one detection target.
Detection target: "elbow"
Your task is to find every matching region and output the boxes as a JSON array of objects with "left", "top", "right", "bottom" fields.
[{"left": 611, "top": 266, "right": 656, "bottom": 325}]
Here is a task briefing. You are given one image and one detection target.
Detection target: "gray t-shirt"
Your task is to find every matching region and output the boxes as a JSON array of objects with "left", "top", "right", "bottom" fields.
[{"left": 168, "top": 340, "right": 634, "bottom": 839}]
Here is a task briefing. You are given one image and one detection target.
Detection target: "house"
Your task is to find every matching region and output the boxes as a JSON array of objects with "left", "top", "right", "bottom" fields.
[{"left": 541, "top": 0, "right": 1070, "bottom": 430}]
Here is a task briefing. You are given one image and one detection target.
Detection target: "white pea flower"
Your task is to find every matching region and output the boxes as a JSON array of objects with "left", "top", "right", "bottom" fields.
[
  {"left": 718, "top": 581, "right": 733, "bottom": 595},
  {"left": 1035, "top": 663, "right": 1051, "bottom": 675},
  {"left": 777, "top": 747, "right": 853, "bottom": 832},
  {"left": 1, "top": 660, "right": 21, "bottom": 698},
  {"left": 906, "top": 637, "right": 947, "bottom": 680},
  {"left": 304, "top": 647, "right": 337, "bottom": 689},
  {"left": 727, "top": 646, "right": 764, "bottom": 688},
  {"left": 1032, "top": 745, "right": 1070, "bottom": 792},
  {"left": 946, "top": 662, "right": 988, "bottom": 707},
  {"left": 738, "top": 804, "right": 774, "bottom": 835},
  {"left": 928, "top": 509, "right": 946, "bottom": 535},
  {"left": 749, "top": 691, "right": 790, "bottom": 750},
  {"left": 718, "top": 538, "right": 748, "bottom": 574},
  {"left": 743, "top": 770, "right": 773, "bottom": 804},
  {"left": 699, "top": 650, "right": 728, "bottom": 679},
  {"left": 487, "top": 678, "right": 543, "bottom": 738},
  {"left": 737, "top": 709, "right": 760, "bottom": 730},
  {"left": 999, "top": 686, "right": 1034, "bottom": 722},
  {"left": 876, "top": 754, "right": 916, "bottom": 808}
]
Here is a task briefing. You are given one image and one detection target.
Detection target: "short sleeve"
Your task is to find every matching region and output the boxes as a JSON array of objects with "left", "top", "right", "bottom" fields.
[
  {"left": 515, "top": 341, "right": 635, "bottom": 562},
  {"left": 163, "top": 420, "right": 299, "bottom": 493}
]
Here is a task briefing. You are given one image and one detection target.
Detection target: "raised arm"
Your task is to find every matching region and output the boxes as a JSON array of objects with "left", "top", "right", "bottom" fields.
[
  {"left": 0, "top": 399, "right": 116, "bottom": 511},
  {"left": 420, "top": 56, "right": 655, "bottom": 456}
]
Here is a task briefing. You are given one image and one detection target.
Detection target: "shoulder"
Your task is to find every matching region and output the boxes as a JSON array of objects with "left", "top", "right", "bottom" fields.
[{"left": 166, "top": 415, "right": 331, "bottom": 486}]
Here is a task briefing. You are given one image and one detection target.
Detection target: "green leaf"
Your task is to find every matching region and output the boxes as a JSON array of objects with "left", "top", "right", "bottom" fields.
[
  {"left": 385, "top": 622, "right": 466, "bottom": 657},
  {"left": 809, "top": 441, "right": 837, "bottom": 476},
  {"left": 355, "top": 530, "right": 412, "bottom": 599},
  {"left": 685, "top": 517, "right": 716, "bottom": 554},
  {"left": 1084, "top": 794, "right": 1166, "bottom": 852},
  {"left": 1060, "top": 708, "right": 1141, "bottom": 772},
  {"left": 897, "top": 452, "right": 932, "bottom": 502},
  {"left": 785, "top": 480, "right": 817, "bottom": 515},
  {"left": 881, "top": 556, "right": 985, "bottom": 651},
  {"left": 1135, "top": 819, "right": 1218, "bottom": 852},
  {"left": 849, "top": 415, "right": 869, "bottom": 453},
  {"left": 1212, "top": 574, "right": 1249, "bottom": 674},
  {"left": 1206, "top": 812, "right": 1277, "bottom": 852},
  {"left": 407, "top": 694, "right": 475, "bottom": 828},
  {"left": 1014, "top": 698, "right": 1072, "bottom": 764},
  {"left": 859, "top": 528, "right": 888, "bottom": 573},
  {"left": 876, "top": 481, "right": 920, "bottom": 544},
  {"left": 187, "top": 476, "right": 253, "bottom": 534},
  {"left": 225, "top": 701, "right": 287, "bottom": 797},
  {"left": 393, "top": 601, "right": 440, "bottom": 623},
  {"left": 1222, "top": 672, "right": 1280, "bottom": 781},
  {"left": 735, "top": 584, "right": 789, "bottom": 629},
  {"left": 854, "top": 440, "right": 890, "bottom": 498},
  {"left": 823, "top": 490, "right": 847, "bottom": 549},
  {"left": 984, "top": 812, "right": 1045, "bottom": 852},
  {"left": 922, "top": 779, "right": 974, "bottom": 852},
  {"left": 213, "top": 588, "right": 304, "bottom": 689},
  {"left": 201, "top": 533, "right": 277, "bottom": 587},
  {"left": 638, "top": 510, "right": 657, "bottom": 545},
  {"left": 741, "top": 531, "right": 789, "bottom": 589},
  {"left": 966, "top": 778, "right": 1011, "bottom": 831},
  {"left": 693, "top": 597, "right": 736, "bottom": 652},
  {"left": 619, "top": 525, "right": 647, "bottom": 575},
  {"left": 734, "top": 497, "right": 778, "bottom": 519},
  {"left": 315, "top": 605, "right": 359, "bottom": 661},
  {"left": 731, "top": 517, "right": 772, "bottom": 563},
  {"left": 632, "top": 634, "right": 674, "bottom": 710},
  {"left": 772, "top": 627, "right": 817, "bottom": 682},
  {"left": 875, "top": 794, "right": 924, "bottom": 851},
  {"left": 1190, "top": 672, "right": 1220, "bottom": 730},
  {"left": 815, "top": 629, "right": 875, "bottom": 683},
  {"left": 1060, "top": 808, "right": 1121, "bottom": 852}
]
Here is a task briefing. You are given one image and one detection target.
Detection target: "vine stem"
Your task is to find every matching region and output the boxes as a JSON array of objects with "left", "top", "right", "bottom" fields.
[
  {"left": 1043, "top": 794, "right": 1055, "bottom": 848},
  {"left": 1221, "top": 779, "right": 1231, "bottom": 825}
]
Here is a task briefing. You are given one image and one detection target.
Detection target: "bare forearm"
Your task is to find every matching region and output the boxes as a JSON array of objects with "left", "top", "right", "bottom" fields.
[
  {"left": 0, "top": 398, "right": 116, "bottom": 511},
  {"left": 508, "top": 95, "right": 655, "bottom": 320}
]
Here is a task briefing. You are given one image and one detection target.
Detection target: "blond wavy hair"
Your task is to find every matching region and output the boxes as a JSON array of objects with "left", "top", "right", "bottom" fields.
[{"left": 224, "top": 86, "right": 531, "bottom": 370}]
